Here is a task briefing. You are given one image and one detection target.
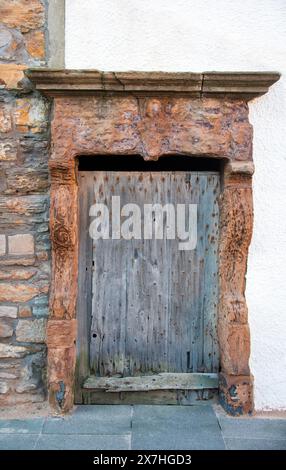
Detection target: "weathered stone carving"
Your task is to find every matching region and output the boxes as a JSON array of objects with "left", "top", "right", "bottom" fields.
[
  {"left": 218, "top": 166, "right": 254, "bottom": 414},
  {"left": 25, "top": 70, "right": 279, "bottom": 414}
]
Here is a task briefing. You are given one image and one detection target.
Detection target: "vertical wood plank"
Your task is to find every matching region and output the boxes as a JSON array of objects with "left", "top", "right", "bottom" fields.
[
  {"left": 86, "top": 171, "right": 220, "bottom": 378},
  {"left": 75, "top": 172, "right": 94, "bottom": 403}
]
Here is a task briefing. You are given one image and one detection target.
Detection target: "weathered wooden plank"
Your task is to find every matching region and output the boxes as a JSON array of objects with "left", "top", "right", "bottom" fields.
[
  {"left": 76, "top": 170, "right": 220, "bottom": 404},
  {"left": 75, "top": 173, "right": 94, "bottom": 403},
  {"left": 82, "top": 389, "right": 218, "bottom": 405},
  {"left": 88, "top": 171, "right": 220, "bottom": 378},
  {"left": 83, "top": 372, "right": 218, "bottom": 392}
]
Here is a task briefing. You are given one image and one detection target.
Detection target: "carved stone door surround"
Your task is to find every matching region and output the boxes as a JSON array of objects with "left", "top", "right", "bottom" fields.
[{"left": 27, "top": 70, "right": 280, "bottom": 414}]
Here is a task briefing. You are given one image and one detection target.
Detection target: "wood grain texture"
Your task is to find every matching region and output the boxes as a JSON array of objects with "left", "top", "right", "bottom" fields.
[
  {"left": 78, "top": 171, "right": 219, "bottom": 386},
  {"left": 81, "top": 389, "right": 217, "bottom": 406},
  {"left": 83, "top": 372, "right": 218, "bottom": 392}
]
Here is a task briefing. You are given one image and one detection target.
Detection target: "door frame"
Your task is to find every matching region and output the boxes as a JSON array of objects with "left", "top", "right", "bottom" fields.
[
  {"left": 47, "top": 150, "right": 254, "bottom": 416},
  {"left": 29, "top": 71, "right": 264, "bottom": 415}
]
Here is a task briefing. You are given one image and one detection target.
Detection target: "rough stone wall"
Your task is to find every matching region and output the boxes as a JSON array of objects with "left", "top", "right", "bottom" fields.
[{"left": 0, "top": 0, "right": 50, "bottom": 405}]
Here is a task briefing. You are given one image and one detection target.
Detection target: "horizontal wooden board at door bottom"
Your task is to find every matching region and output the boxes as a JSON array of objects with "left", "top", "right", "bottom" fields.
[
  {"left": 77, "top": 389, "right": 218, "bottom": 406},
  {"left": 83, "top": 372, "right": 218, "bottom": 392}
]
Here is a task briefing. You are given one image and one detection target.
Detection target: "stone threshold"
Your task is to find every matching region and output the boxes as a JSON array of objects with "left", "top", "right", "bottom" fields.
[{"left": 25, "top": 69, "right": 280, "bottom": 99}]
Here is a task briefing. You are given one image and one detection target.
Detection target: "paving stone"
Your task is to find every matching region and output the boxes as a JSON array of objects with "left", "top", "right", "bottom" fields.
[
  {"left": 0, "top": 418, "right": 44, "bottom": 434},
  {"left": 35, "top": 434, "right": 131, "bottom": 450},
  {"left": 0, "top": 434, "right": 38, "bottom": 450},
  {"left": 43, "top": 405, "right": 132, "bottom": 435},
  {"left": 131, "top": 405, "right": 225, "bottom": 450},
  {"left": 225, "top": 438, "right": 286, "bottom": 450},
  {"left": 218, "top": 416, "right": 286, "bottom": 440}
]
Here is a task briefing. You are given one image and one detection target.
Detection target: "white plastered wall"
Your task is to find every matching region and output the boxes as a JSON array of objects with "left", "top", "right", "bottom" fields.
[{"left": 65, "top": 0, "right": 286, "bottom": 410}]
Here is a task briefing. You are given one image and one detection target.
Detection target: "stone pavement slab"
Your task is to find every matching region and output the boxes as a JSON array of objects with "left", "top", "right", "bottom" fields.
[
  {"left": 131, "top": 405, "right": 225, "bottom": 450},
  {"left": 0, "top": 418, "right": 44, "bottom": 435},
  {"left": 43, "top": 405, "right": 132, "bottom": 435},
  {"left": 0, "top": 434, "right": 38, "bottom": 450},
  {"left": 35, "top": 434, "right": 131, "bottom": 450},
  {"left": 0, "top": 405, "right": 285, "bottom": 450},
  {"left": 225, "top": 438, "right": 286, "bottom": 450},
  {"left": 218, "top": 415, "right": 286, "bottom": 440}
]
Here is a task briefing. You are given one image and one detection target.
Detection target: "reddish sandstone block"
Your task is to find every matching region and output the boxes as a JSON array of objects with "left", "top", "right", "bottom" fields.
[
  {"left": 18, "top": 305, "right": 32, "bottom": 318},
  {"left": 48, "top": 346, "right": 76, "bottom": 412},
  {"left": 219, "top": 324, "right": 251, "bottom": 376},
  {"left": 0, "top": 283, "right": 47, "bottom": 302},
  {"left": 0, "top": 0, "right": 45, "bottom": 33},
  {"left": 14, "top": 97, "right": 49, "bottom": 133},
  {"left": 0, "top": 64, "right": 26, "bottom": 89},
  {"left": 0, "top": 269, "right": 37, "bottom": 281},
  {"left": 46, "top": 319, "right": 77, "bottom": 348},
  {"left": 219, "top": 373, "right": 253, "bottom": 416},
  {"left": 24, "top": 29, "right": 45, "bottom": 59}
]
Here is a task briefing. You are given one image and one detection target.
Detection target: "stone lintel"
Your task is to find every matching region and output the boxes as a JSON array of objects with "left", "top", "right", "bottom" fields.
[{"left": 25, "top": 69, "right": 280, "bottom": 100}]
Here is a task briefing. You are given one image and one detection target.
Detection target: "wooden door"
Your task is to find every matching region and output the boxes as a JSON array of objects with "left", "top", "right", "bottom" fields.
[{"left": 76, "top": 170, "right": 220, "bottom": 404}]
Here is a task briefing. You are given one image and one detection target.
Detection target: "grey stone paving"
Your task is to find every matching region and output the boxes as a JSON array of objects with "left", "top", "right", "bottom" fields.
[{"left": 0, "top": 405, "right": 285, "bottom": 450}]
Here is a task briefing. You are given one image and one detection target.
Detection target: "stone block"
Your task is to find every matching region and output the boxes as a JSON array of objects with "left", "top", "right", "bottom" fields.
[
  {"left": 0, "top": 103, "right": 12, "bottom": 133},
  {"left": 0, "top": 268, "right": 37, "bottom": 281},
  {"left": 18, "top": 305, "right": 32, "bottom": 318},
  {"left": 0, "top": 382, "right": 9, "bottom": 394},
  {"left": 0, "top": 0, "right": 45, "bottom": 33},
  {"left": 0, "top": 64, "right": 26, "bottom": 89},
  {"left": 0, "top": 371, "right": 18, "bottom": 379},
  {"left": 0, "top": 235, "right": 6, "bottom": 256},
  {"left": 8, "top": 234, "right": 34, "bottom": 255},
  {"left": 0, "top": 283, "right": 44, "bottom": 302},
  {"left": 14, "top": 97, "right": 49, "bottom": 133},
  {"left": 219, "top": 373, "right": 253, "bottom": 416},
  {"left": 16, "top": 351, "right": 45, "bottom": 393},
  {"left": 0, "top": 319, "right": 13, "bottom": 338},
  {"left": 219, "top": 324, "right": 251, "bottom": 376},
  {"left": 0, "top": 140, "right": 17, "bottom": 161},
  {"left": 0, "top": 343, "right": 29, "bottom": 358},
  {"left": 46, "top": 319, "right": 77, "bottom": 348},
  {"left": 16, "top": 318, "right": 46, "bottom": 343},
  {"left": 24, "top": 29, "right": 45, "bottom": 59},
  {"left": 0, "top": 257, "right": 36, "bottom": 267},
  {"left": 6, "top": 168, "right": 50, "bottom": 195},
  {"left": 0, "top": 24, "right": 29, "bottom": 63},
  {"left": 0, "top": 305, "right": 17, "bottom": 318}
]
